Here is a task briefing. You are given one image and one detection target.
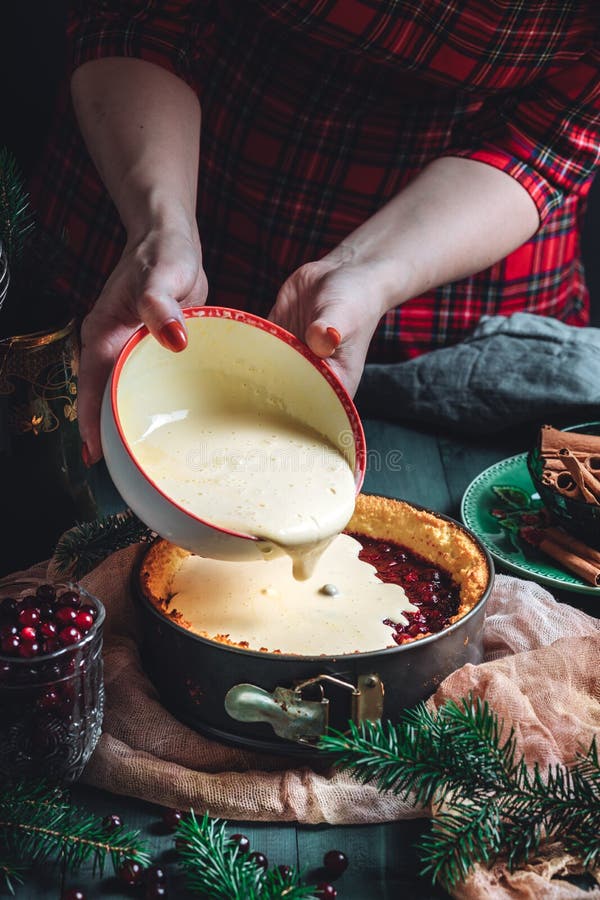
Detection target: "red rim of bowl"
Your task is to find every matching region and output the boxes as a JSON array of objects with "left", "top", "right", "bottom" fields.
[{"left": 110, "top": 306, "right": 367, "bottom": 543}]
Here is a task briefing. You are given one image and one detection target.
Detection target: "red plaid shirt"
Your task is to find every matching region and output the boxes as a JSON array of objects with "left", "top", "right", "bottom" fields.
[{"left": 33, "top": 0, "right": 600, "bottom": 360}]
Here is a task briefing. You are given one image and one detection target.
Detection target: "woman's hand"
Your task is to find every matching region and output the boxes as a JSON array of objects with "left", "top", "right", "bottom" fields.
[
  {"left": 271, "top": 156, "right": 540, "bottom": 392},
  {"left": 269, "top": 257, "right": 387, "bottom": 397},
  {"left": 78, "top": 224, "right": 208, "bottom": 464}
]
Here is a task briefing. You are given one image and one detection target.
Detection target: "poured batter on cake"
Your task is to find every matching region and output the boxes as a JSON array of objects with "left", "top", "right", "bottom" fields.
[{"left": 166, "top": 532, "right": 418, "bottom": 655}]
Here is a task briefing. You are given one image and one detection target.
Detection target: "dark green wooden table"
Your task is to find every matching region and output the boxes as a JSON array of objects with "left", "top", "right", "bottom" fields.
[{"left": 25, "top": 418, "right": 598, "bottom": 898}]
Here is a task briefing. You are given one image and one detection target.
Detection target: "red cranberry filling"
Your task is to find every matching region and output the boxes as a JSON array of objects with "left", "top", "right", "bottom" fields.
[{"left": 349, "top": 534, "right": 461, "bottom": 644}]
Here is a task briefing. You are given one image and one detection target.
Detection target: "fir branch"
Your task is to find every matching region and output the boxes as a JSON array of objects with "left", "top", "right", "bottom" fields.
[
  {"left": 431, "top": 696, "right": 518, "bottom": 788},
  {"left": 319, "top": 697, "right": 600, "bottom": 892},
  {"left": 175, "top": 812, "right": 318, "bottom": 899},
  {"left": 0, "top": 779, "right": 69, "bottom": 809},
  {"left": 53, "top": 510, "right": 154, "bottom": 578},
  {"left": 0, "top": 781, "right": 151, "bottom": 880},
  {"left": 419, "top": 800, "right": 502, "bottom": 888},
  {"left": 0, "top": 148, "right": 34, "bottom": 263},
  {"left": 0, "top": 859, "right": 24, "bottom": 896},
  {"left": 544, "top": 740, "right": 600, "bottom": 870},
  {"left": 319, "top": 698, "right": 514, "bottom": 807}
]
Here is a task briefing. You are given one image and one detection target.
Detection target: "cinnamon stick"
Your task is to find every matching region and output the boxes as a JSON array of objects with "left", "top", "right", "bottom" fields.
[
  {"left": 541, "top": 469, "right": 581, "bottom": 499},
  {"left": 584, "top": 455, "right": 600, "bottom": 475},
  {"left": 559, "top": 449, "right": 600, "bottom": 504},
  {"left": 541, "top": 457, "right": 571, "bottom": 472},
  {"left": 541, "top": 425, "right": 600, "bottom": 456},
  {"left": 537, "top": 537, "right": 600, "bottom": 586},
  {"left": 544, "top": 527, "right": 600, "bottom": 567},
  {"left": 542, "top": 450, "right": 588, "bottom": 462}
]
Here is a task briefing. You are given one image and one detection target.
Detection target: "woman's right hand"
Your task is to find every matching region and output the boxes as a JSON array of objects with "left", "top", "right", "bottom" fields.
[{"left": 78, "top": 223, "right": 208, "bottom": 465}]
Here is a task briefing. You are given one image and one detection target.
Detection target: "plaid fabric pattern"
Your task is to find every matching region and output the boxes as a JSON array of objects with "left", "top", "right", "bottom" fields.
[{"left": 31, "top": 0, "right": 600, "bottom": 360}]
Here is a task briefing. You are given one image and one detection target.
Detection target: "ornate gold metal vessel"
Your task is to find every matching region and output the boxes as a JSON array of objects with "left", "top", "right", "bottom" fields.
[{"left": 0, "top": 319, "right": 96, "bottom": 571}]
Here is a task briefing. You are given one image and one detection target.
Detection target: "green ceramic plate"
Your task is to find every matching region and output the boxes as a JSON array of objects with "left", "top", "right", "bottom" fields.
[{"left": 460, "top": 452, "right": 600, "bottom": 595}]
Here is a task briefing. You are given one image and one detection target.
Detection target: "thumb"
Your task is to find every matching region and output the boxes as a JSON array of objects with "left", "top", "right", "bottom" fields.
[
  {"left": 305, "top": 319, "right": 343, "bottom": 358},
  {"left": 136, "top": 288, "right": 189, "bottom": 353}
]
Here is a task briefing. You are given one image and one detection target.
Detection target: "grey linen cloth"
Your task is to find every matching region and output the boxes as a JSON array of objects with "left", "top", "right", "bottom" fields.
[{"left": 355, "top": 313, "right": 600, "bottom": 434}]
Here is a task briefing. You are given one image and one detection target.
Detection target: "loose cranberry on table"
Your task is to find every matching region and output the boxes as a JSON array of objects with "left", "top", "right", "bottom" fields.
[
  {"left": 62, "top": 889, "right": 86, "bottom": 900},
  {"left": 144, "top": 865, "right": 167, "bottom": 884},
  {"left": 145, "top": 885, "right": 168, "bottom": 899},
  {"left": 118, "top": 859, "right": 146, "bottom": 887},
  {"left": 102, "top": 813, "right": 123, "bottom": 832},
  {"left": 323, "top": 849, "right": 349, "bottom": 876},
  {"left": 162, "top": 808, "right": 184, "bottom": 832},
  {"left": 230, "top": 833, "right": 250, "bottom": 853},
  {"left": 316, "top": 883, "right": 337, "bottom": 899}
]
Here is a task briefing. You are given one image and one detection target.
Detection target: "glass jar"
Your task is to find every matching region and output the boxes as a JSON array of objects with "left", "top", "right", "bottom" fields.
[{"left": 0, "top": 581, "right": 105, "bottom": 783}]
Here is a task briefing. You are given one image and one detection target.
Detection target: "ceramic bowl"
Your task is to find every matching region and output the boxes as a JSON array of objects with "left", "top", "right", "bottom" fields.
[
  {"left": 100, "top": 307, "right": 366, "bottom": 561},
  {"left": 527, "top": 421, "right": 600, "bottom": 549}
]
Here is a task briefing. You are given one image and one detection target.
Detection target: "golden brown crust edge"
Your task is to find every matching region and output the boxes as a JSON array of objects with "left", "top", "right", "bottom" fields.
[
  {"left": 139, "top": 540, "right": 191, "bottom": 605},
  {"left": 139, "top": 493, "right": 491, "bottom": 651}
]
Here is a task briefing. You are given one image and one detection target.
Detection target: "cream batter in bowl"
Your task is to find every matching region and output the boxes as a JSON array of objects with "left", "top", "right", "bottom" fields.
[{"left": 100, "top": 307, "right": 366, "bottom": 565}]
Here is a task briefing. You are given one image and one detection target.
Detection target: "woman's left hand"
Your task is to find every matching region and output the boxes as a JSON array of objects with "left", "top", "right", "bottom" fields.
[{"left": 269, "top": 258, "right": 387, "bottom": 396}]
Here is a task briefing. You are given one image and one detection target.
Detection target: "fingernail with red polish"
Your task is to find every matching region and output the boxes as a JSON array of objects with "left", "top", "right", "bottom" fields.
[
  {"left": 81, "top": 442, "right": 92, "bottom": 468},
  {"left": 159, "top": 320, "right": 188, "bottom": 352},
  {"left": 326, "top": 327, "right": 342, "bottom": 350}
]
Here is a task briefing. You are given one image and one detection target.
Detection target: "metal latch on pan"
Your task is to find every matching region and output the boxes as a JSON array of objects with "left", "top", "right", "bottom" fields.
[{"left": 224, "top": 674, "right": 384, "bottom": 744}]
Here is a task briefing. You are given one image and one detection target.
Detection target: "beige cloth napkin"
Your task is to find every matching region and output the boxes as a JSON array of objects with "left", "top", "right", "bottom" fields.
[{"left": 3, "top": 547, "right": 599, "bottom": 898}]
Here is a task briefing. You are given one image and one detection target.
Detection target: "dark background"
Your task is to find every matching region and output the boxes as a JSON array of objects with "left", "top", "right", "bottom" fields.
[{"left": 0, "top": 3, "right": 67, "bottom": 176}]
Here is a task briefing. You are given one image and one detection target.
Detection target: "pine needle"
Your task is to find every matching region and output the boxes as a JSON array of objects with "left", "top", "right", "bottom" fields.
[
  {"left": 0, "top": 859, "right": 25, "bottom": 896},
  {"left": 419, "top": 800, "right": 502, "bottom": 887},
  {"left": 53, "top": 510, "right": 154, "bottom": 578},
  {"left": 0, "top": 148, "right": 35, "bottom": 263}
]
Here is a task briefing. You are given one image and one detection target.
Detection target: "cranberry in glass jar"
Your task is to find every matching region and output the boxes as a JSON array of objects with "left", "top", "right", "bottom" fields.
[{"left": 0, "top": 581, "right": 105, "bottom": 782}]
